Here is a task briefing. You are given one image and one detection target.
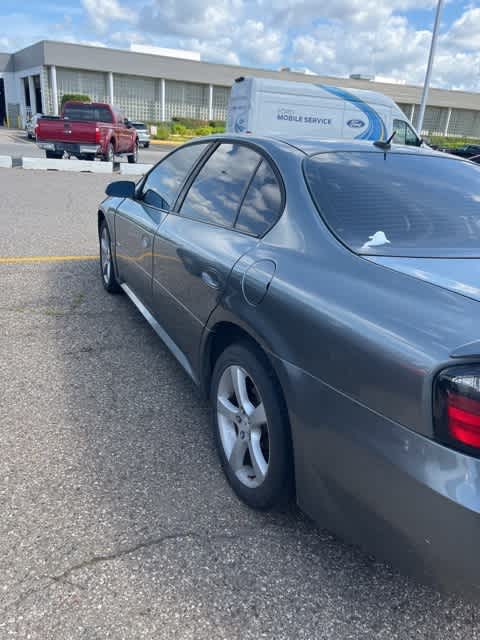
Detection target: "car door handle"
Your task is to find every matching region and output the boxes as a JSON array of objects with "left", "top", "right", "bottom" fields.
[{"left": 201, "top": 270, "right": 221, "bottom": 289}]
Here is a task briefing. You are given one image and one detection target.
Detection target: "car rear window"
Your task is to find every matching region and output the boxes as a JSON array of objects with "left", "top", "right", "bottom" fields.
[
  {"left": 304, "top": 151, "right": 480, "bottom": 257},
  {"left": 63, "top": 104, "right": 113, "bottom": 123}
]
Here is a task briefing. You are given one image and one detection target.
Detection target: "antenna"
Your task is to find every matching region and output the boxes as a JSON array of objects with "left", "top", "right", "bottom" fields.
[{"left": 373, "top": 131, "right": 396, "bottom": 150}]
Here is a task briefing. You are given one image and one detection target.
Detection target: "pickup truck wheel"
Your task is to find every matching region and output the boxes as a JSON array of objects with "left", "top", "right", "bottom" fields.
[
  {"left": 128, "top": 141, "right": 139, "bottom": 164},
  {"left": 104, "top": 143, "right": 114, "bottom": 163},
  {"left": 45, "top": 151, "right": 63, "bottom": 159}
]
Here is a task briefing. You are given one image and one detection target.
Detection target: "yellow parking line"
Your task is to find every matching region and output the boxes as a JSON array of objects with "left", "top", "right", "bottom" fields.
[{"left": 0, "top": 255, "right": 97, "bottom": 265}]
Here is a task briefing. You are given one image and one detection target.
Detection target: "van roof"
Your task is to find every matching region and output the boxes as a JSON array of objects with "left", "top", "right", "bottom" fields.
[{"left": 237, "top": 76, "right": 399, "bottom": 109}]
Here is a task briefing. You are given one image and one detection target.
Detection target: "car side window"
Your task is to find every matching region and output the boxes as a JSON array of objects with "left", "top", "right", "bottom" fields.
[
  {"left": 179, "top": 143, "right": 262, "bottom": 227},
  {"left": 141, "top": 143, "right": 208, "bottom": 211},
  {"left": 405, "top": 123, "right": 420, "bottom": 146},
  {"left": 235, "top": 160, "right": 283, "bottom": 236},
  {"left": 393, "top": 120, "right": 406, "bottom": 145}
]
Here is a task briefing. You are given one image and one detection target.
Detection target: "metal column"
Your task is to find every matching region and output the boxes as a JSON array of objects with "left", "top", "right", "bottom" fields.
[
  {"left": 444, "top": 107, "right": 452, "bottom": 136},
  {"left": 417, "top": 0, "right": 445, "bottom": 132},
  {"left": 208, "top": 84, "right": 213, "bottom": 121},
  {"left": 108, "top": 71, "right": 114, "bottom": 105},
  {"left": 50, "top": 65, "right": 58, "bottom": 115},
  {"left": 160, "top": 78, "right": 165, "bottom": 121}
]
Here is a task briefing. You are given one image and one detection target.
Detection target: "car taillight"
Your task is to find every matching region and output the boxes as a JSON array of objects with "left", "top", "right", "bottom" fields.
[
  {"left": 95, "top": 127, "right": 101, "bottom": 143},
  {"left": 435, "top": 366, "right": 480, "bottom": 453}
]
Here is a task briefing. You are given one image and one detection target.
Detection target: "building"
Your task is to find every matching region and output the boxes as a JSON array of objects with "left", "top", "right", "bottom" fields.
[{"left": 1, "top": 39, "right": 480, "bottom": 138}]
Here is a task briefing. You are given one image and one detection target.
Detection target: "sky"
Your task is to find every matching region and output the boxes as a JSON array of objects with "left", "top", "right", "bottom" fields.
[{"left": 1, "top": 0, "right": 480, "bottom": 91}]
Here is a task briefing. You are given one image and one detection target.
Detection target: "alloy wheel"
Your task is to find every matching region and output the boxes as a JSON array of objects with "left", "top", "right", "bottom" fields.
[
  {"left": 217, "top": 365, "right": 270, "bottom": 488},
  {"left": 100, "top": 226, "right": 112, "bottom": 285}
]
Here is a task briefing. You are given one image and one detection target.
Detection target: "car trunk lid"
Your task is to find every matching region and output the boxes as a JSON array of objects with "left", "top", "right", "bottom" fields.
[{"left": 364, "top": 256, "right": 480, "bottom": 303}]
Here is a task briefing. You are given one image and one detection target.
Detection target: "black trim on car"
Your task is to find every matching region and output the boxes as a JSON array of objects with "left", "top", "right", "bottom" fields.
[{"left": 170, "top": 137, "right": 287, "bottom": 239}]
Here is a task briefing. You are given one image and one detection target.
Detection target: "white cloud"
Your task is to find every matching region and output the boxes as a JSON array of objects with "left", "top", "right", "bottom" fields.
[
  {"left": 81, "top": 0, "right": 136, "bottom": 33},
  {"left": 443, "top": 7, "right": 480, "bottom": 50},
  {"left": 3, "top": 0, "right": 480, "bottom": 92}
]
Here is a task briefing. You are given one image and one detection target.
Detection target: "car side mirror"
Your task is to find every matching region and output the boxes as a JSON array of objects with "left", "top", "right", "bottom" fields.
[
  {"left": 124, "top": 118, "right": 132, "bottom": 128},
  {"left": 105, "top": 180, "right": 136, "bottom": 198}
]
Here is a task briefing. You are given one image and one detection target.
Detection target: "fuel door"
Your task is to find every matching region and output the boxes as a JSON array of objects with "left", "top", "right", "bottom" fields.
[{"left": 242, "top": 259, "right": 276, "bottom": 306}]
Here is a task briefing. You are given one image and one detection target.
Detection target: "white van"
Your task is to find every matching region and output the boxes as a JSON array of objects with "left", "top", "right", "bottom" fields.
[{"left": 226, "top": 77, "right": 422, "bottom": 146}]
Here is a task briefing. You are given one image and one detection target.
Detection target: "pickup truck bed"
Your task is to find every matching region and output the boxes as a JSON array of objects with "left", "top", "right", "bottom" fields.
[{"left": 36, "top": 102, "right": 138, "bottom": 163}]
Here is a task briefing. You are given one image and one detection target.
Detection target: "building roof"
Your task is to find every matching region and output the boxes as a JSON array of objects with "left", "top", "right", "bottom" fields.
[
  {"left": 6, "top": 40, "right": 480, "bottom": 111},
  {"left": 0, "top": 52, "right": 12, "bottom": 73}
]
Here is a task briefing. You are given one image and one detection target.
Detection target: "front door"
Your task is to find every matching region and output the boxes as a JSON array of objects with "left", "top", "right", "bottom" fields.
[
  {"left": 114, "top": 198, "right": 166, "bottom": 307},
  {"left": 116, "top": 141, "right": 212, "bottom": 307}
]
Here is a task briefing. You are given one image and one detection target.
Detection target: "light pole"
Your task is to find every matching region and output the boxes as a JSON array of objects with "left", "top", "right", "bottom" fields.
[{"left": 416, "top": 0, "right": 445, "bottom": 134}]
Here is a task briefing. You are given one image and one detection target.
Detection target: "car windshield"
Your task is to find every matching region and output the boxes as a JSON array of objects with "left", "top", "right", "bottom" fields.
[
  {"left": 304, "top": 151, "right": 480, "bottom": 258},
  {"left": 63, "top": 104, "right": 113, "bottom": 123},
  {"left": 132, "top": 122, "right": 147, "bottom": 129}
]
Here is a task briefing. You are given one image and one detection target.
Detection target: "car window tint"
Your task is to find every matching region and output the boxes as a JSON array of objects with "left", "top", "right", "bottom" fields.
[
  {"left": 63, "top": 105, "right": 113, "bottom": 123},
  {"left": 304, "top": 151, "right": 480, "bottom": 258},
  {"left": 235, "top": 160, "right": 282, "bottom": 236},
  {"left": 405, "top": 124, "right": 419, "bottom": 146},
  {"left": 392, "top": 120, "right": 406, "bottom": 145},
  {"left": 180, "top": 143, "right": 262, "bottom": 227},
  {"left": 142, "top": 143, "right": 208, "bottom": 210}
]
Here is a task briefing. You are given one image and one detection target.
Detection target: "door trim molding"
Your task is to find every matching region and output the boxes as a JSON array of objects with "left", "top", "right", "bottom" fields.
[{"left": 121, "top": 282, "right": 198, "bottom": 385}]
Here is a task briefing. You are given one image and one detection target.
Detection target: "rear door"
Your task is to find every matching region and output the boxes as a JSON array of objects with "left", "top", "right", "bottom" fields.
[
  {"left": 115, "top": 142, "right": 210, "bottom": 307},
  {"left": 151, "top": 141, "right": 282, "bottom": 369}
]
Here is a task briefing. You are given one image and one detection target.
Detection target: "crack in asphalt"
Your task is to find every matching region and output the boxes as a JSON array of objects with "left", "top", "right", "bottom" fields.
[
  {"left": 49, "top": 531, "right": 203, "bottom": 583},
  {"left": 3, "top": 528, "right": 263, "bottom": 613},
  {"left": 47, "top": 527, "right": 268, "bottom": 584}
]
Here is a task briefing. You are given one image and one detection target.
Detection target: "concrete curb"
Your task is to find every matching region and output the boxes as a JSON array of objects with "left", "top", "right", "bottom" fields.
[
  {"left": 119, "top": 163, "right": 153, "bottom": 176},
  {"left": 22, "top": 157, "right": 113, "bottom": 173},
  {"left": 0, "top": 156, "right": 13, "bottom": 168}
]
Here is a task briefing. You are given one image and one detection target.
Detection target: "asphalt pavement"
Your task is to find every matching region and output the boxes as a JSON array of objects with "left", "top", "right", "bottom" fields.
[
  {"left": 0, "top": 127, "right": 173, "bottom": 165},
  {"left": 1, "top": 168, "right": 480, "bottom": 639}
]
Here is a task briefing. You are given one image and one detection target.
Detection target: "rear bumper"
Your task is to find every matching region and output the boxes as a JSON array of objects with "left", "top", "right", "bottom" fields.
[
  {"left": 278, "top": 357, "right": 480, "bottom": 594},
  {"left": 37, "top": 141, "right": 101, "bottom": 155}
]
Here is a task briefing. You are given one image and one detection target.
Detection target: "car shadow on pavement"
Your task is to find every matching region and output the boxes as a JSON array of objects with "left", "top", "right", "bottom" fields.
[{"left": 2, "top": 258, "right": 479, "bottom": 638}]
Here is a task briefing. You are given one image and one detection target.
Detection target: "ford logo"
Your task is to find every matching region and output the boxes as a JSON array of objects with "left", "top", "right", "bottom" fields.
[{"left": 347, "top": 119, "right": 365, "bottom": 128}]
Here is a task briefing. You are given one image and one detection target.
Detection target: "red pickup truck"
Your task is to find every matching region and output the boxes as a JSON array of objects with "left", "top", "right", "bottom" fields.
[{"left": 36, "top": 102, "right": 139, "bottom": 163}]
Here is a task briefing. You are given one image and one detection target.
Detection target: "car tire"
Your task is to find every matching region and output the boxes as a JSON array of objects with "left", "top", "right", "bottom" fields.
[
  {"left": 144, "top": 142, "right": 150, "bottom": 148},
  {"left": 104, "top": 143, "right": 114, "bottom": 163},
  {"left": 45, "top": 150, "right": 63, "bottom": 159},
  {"left": 210, "top": 342, "right": 294, "bottom": 510},
  {"left": 99, "top": 220, "right": 121, "bottom": 294},
  {"left": 128, "top": 141, "right": 139, "bottom": 164}
]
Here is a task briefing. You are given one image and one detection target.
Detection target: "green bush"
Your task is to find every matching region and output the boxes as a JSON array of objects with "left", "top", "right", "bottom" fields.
[
  {"left": 61, "top": 94, "right": 91, "bottom": 107},
  {"left": 195, "top": 126, "right": 214, "bottom": 136},
  {"left": 211, "top": 126, "right": 225, "bottom": 134},
  {"left": 172, "top": 123, "right": 187, "bottom": 135},
  {"left": 172, "top": 116, "right": 210, "bottom": 129},
  {"left": 209, "top": 120, "right": 226, "bottom": 128},
  {"left": 427, "top": 135, "right": 480, "bottom": 149},
  {"left": 154, "top": 126, "right": 171, "bottom": 140}
]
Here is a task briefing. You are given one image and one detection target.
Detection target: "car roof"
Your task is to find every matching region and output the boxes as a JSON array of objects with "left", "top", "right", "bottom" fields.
[{"left": 200, "top": 133, "right": 451, "bottom": 159}]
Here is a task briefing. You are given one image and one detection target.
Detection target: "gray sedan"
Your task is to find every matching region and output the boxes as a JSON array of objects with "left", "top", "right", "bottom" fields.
[{"left": 98, "top": 135, "right": 480, "bottom": 593}]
